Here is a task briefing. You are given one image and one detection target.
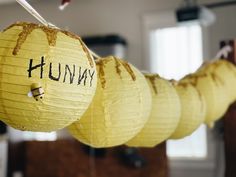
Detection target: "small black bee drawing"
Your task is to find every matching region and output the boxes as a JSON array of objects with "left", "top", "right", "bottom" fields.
[{"left": 28, "top": 83, "right": 45, "bottom": 101}]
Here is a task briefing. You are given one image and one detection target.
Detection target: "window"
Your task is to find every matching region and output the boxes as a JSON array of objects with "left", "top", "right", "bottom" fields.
[
  {"left": 167, "top": 125, "right": 207, "bottom": 158},
  {"left": 150, "top": 24, "right": 203, "bottom": 80},
  {"left": 8, "top": 127, "right": 57, "bottom": 142},
  {"left": 23, "top": 131, "right": 57, "bottom": 141}
]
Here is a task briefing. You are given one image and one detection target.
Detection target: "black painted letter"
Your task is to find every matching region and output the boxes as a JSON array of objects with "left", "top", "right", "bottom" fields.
[
  {"left": 78, "top": 67, "right": 88, "bottom": 86},
  {"left": 27, "top": 56, "right": 45, "bottom": 78},
  {"left": 63, "top": 64, "right": 75, "bottom": 84},
  {"left": 88, "top": 70, "right": 95, "bottom": 87},
  {"left": 49, "top": 63, "right": 61, "bottom": 81}
]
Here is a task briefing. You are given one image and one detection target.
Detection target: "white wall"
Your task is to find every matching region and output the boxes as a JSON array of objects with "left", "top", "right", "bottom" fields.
[
  {"left": 1, "top": 0, "right": 235, "bottom": 69},
  {"left": 208, "top": 4, "right": 236, "bottom": 58}
]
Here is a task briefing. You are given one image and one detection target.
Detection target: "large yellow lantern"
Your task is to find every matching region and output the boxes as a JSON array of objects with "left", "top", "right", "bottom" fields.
[
  {"left": 0, "top": 22, "right": 97, "bottom": 132},
  {"left": 182, "top": 72, "right": 229, "bottom": 124},
  {"left": 68, "top": 56, "right": 152, "bottom": 148},
  {"left": 126, "top": 74, "right": 181, "bottom": 147},
  {"left": 198, "top": 60, "right": 236, "bottom": 103},
  {"left": 170, "top": 82, "right": 206, "bottom": 139}
]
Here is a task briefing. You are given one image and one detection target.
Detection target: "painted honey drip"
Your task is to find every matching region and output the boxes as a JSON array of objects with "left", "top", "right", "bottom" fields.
[
  {"left": 170, "top": 79, "right": 178, "bottom": 86},
  {"left": 96, "top": 59, "right": 106, "bottom": 89},
  {"left": 179, "top": 82, "right": 205, "bottom": 111},
  {"left": 114, "top": 58, "right": 122, "bottom": 78},
  {"left": 2, "top": 22, "right": 94, "bottom": 67},
  {"left": 42, "top": 28, "right": 58, "bottom": 47},
  {"left": 183, "top": 72, "right": 225, "bottom": 88},
  {"left": 177, "top": 82, "right": 189, "bottom": 88},
  {"left": 96, "top": 57, "right": 137, "bottom": 89},
  {"left": 118, "top": 59, "right": 136, "bottom": 81},
  {"left": 183, "top": 73, "right": 207, "bottom": 87},
  {"left": 144, "top": 74, "right": 158, "bottom": 94},
  {"left": 12, "top": 23, "right": 37, "bottom": 55},
  {"left": 210, "top": 73, "right": 225, "bottom": 86},
  {"left": 195, "top": 88, "right": 205, "bottom": 111}
]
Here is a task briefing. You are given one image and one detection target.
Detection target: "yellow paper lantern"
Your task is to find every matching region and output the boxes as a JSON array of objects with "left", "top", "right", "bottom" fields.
[
  {"left": 182, "top": 72, "right": 229, "bottom": 124},
  {"left": 198, "top": 60, "right": 236, "bottom": 103},
  {"left": 0, "top": 22, "right": 97, "bottom": 132},
  {"left": 126, "top": 74, "right": 181, "bottom": 147},
  {"left": 170, "top": 82, "right": 206, "bottom": 139},
  {"left": 68, "top": 56, "right": 152, "bottom": 148}
]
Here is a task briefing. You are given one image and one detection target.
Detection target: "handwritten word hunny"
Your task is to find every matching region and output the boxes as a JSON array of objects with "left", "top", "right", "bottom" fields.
[{"left": 27, "top": 56, "right": 95, "bottom": 87}]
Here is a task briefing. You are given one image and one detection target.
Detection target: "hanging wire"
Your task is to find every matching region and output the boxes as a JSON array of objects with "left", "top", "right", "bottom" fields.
[{"left": 16, "top": 0, "right": 49, "bottom": 27}]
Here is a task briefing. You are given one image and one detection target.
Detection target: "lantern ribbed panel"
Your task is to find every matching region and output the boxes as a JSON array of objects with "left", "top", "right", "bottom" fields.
[
  {"left": 170, "top": 83, "right": 206, "bottom": 139},
  {"left": 182, "top": 73, "right": 229, "bottom": 124},
  {"left": 126, "top": 74, "right": 181, "bottom": 147},
  {"left": 68, "top": 56, "right": 152, "bottom": 148},
  {"left": 0, "top": 22, "right": 97, "bottom": 132},
  {"left": 198, "top": 60, "right": 236, "bottom": 104}
]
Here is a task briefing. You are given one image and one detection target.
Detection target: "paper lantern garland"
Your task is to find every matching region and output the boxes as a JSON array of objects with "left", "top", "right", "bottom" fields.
[
  {"left": 0, "top": 22, "right": 97, "bottom": 132},
  {"left": 0, "top": 21, "right": 235, "bottom": 146},
  {"left": 182, "top": 72, "right": 230, "bottom": 124},
  {"left": 68, "top": 56, "right": 152, "bottom": 148},
  {"left": 170, "top": 82, "right": 206, "bottom": 139},
  {"left": 198, "top": 60, "right": 236, "bottom": 103},
  {"left": 126, "top": 74, "right": 181, "bottom": 147}
]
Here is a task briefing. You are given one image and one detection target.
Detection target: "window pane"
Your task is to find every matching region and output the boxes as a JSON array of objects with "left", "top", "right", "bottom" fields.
[
  {"left": 23, "top": 131, "right": 57, "bottom": 141},
  {"left": 150, "top": 24, "right": 203, "bottom": 80},
  {"left": 167, "top": 125, "right": 207, "bottom": 158}
]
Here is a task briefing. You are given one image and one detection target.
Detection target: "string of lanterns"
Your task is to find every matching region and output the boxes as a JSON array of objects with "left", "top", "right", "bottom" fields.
[{"left": 0, "top": 1, "right": 236, "bottom": 148}]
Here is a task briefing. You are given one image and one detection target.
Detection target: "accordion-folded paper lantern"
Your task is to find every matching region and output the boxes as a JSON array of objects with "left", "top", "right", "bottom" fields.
[
  {"left": 182, "top": 73, "right": 229, "bottom": 124},
  {"left": 0, "top": 22, "right": 97, "bottom": 132},
  {"left": 170, "top": 82, "right": 206, "bottom": 139},
  {"left": 198, "top": 60, "right": 236, "bottom": 103},
  {"left": 126, "top": 74, "right": 181, "bottom": 147},
  {"left": 68, "top": 56, "right": 152, "bottom": 148}
]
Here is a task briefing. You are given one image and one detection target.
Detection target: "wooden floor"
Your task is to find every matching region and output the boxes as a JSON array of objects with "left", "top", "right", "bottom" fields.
[{"left": 9, "top": 140, "right": 168, "bottom": 177}]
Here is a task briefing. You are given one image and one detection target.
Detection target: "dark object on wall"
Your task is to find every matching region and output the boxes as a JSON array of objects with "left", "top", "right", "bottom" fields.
[
  {"left": 205, "top": 0, "right": 236, "bottom": 9},
  {"left": 119, "top": 147, "right": 147, "bottom": 168},
  {"left": 219, "top": 40, "right": 235, "bottom": 63},
  {"left": 83, "top": 145, "right": 107, "bottom": 158},
  {"left": 9, "top": 140, "right": 168, "bottom": 177},
  {"left": 0, "top": 121, "right": 7, "bottom": 135},
  {"left": 83, "top": 35, "right": 127, "bottom": 46},
  {"left": 220, "top": 40, "right": 236, "bottom": 177},
  {"left": 82, "top": 35, "right": 127, "bottom": 58},
  {"left": 176, "top": 6, "right": 200, "bottom": 22}
]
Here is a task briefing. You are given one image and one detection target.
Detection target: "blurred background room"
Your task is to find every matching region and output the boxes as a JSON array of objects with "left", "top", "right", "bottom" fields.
[{"left": 0, "top": 0, "right": 236, "bottom": 177}]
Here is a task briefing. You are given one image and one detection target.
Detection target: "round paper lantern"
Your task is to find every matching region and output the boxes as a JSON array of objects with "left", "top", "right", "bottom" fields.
[
  {"left": 198, "top": 60, "right": 236, "bottom": 103},
  {"left": 182, "top": 73, "right": 229, "bottom": 124},
  {"left": 170, "top": 82, "right": 206, "bottom": 139},
  {"left": 126, "top": 74, "right": 181, "bottom": 147},
  {"left": 68, "top": 56, "right": 152, "bottom": 148},
  {"left": 0, "top": 22, "right": 97, "bottom": 132}
]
